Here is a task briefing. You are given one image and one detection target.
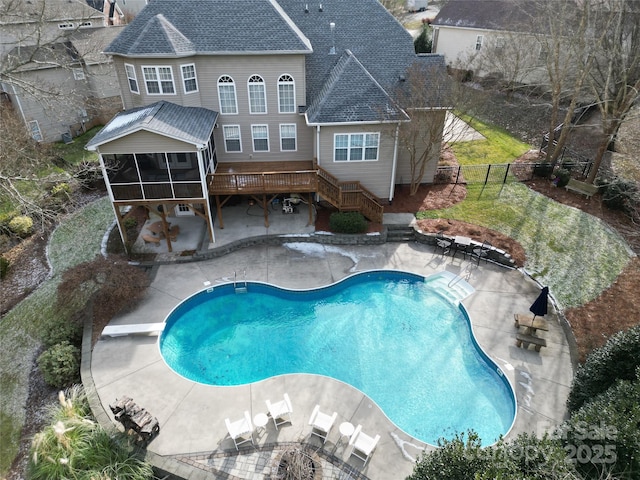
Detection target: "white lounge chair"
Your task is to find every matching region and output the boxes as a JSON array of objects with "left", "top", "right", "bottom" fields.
[
  {"left": 265, "top": 393, "right": 293, "bottom": 430},
  {"left": 225, "top": 410, "right": 254, "bottom": 450},
  {"left": 348, "top": 424, "right": 380, "bottom": 466},
  {"left": 101, "top": 323, "right": 165, "bottom": 337},
  {"left": 308, "top": 405, "right": 337, "bottom": 444}
]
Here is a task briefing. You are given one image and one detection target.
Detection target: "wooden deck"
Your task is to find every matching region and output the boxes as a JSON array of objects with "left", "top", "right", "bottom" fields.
[{"left": 207, "top": 161, "right": 384, "bottom": 225}]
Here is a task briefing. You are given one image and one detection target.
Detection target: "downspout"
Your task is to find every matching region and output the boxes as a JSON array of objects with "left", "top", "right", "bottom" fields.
[
  {"left": 388, "top": 122, "right": 400, "bottom": 201},
  {"left": 315, "top": 125, "right": 321, "bottom": 166},
  {"left": 9, "top": 83, "right": 28, "bottom": 126}
]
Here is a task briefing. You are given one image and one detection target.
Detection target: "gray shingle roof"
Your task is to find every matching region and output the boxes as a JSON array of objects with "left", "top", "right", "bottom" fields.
[
  {"left": 85, "top": 101, "right": 218, "bottom": 149},
  {"left": 432, "top": 0, "right": 541, "bottom": 33},
  {"left": 306, "top": 50, "right": 409, "bottom": 124},
  {"left": 105, "top": 0, "right": 312, "bottom": 55}
]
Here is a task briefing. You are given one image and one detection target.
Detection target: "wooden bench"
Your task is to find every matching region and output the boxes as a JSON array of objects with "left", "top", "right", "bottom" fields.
[
  {"left": 514, "top": 313, "right": 549, "bottom": 332},
  {"left": 516, "top": 332, "right": 547, "bottom": 352},
  {"left": 565, "top": 178, "right": 599, "bottom": 199},
  {"left": 101, "top": 322, "right": 165, "bottom": 337}
]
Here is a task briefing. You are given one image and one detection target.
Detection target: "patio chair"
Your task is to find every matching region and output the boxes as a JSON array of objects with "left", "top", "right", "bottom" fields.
[
  {"left": 308, "top": 405, "right": 337, "bottom": 444},
  {"left": 435, "top": 231, "right": 451, "bottom": 256},
  {"left": 265, "top": 393, "right": 293, "bottom": 430},
  {"left": 472, "top": 240, "right": 492, "bottom": 265},
  {"left": 225, "top": 410, "right": 254, "bottom": 450},
  {"left": 348, "top": 424, "right": 380, "bottom": 467}
]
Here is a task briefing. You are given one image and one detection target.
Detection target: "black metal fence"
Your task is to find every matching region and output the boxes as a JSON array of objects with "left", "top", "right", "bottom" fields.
[{"left": 434, "top": 160, "right": 594, "bottom": 186}]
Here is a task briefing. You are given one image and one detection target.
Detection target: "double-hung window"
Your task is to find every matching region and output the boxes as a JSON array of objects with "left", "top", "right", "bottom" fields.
[
  {"left": 280, "top": 124, "right": 296, "bottom": 151},
  {"left": 72, "top": 68, "right": 85, "bottom": 80},
  {"left": 125, "top": 64, "right": 139, "bottom": 94},
  {"left": 248, "top": 75, "right": 266, "bottom": 114},
  {"left": 223, "top": 125, "right": 241, "bottom": 152},
  {"left": 251, "top": 125, "right": 269, "bottom": 152},
  {"left": 218, "top": 76, "right": 238, "bottom": 114},
  {"left": 180, "top": 64, "right": 198, "bottom": 93},
  {"left": 142, "top": 66, "right": 175, "bottom": 94},
  {"left": 475, "top": 35, "right": 484, "bottom": 51},
  {"left": 334, "top": 133, "right": 379, "bottom": 161},
  {"left": 278, "top": 74, "right": 295, "bottom": 113},
  {"left": 28, "top": 120, "right": 43, "bottom": 142}
]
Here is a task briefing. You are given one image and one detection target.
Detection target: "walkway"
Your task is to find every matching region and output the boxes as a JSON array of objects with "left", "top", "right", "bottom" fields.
[{"left": 88, "top": 212, "right": 573, "bottom": 479}]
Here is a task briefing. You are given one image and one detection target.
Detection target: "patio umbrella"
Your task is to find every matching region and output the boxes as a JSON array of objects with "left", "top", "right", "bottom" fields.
[{"left": 529, "top": 286, "right": 549, "bottom": 320}]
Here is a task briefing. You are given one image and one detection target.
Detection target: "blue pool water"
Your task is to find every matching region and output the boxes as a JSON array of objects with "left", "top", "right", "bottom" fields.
[{"left": 159, "top": 270, "right": 516, "bottom": 445}]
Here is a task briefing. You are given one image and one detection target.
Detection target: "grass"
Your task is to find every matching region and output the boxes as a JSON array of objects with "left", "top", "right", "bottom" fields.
[
  {"left": 417, "top": 183, "right": 633, "bottom": 309},
  {"left": 451, "top": 114, "right": 532, "bottom": 165},
  {"left": 51, "top": 127, "right": 101, "bottom": 166},
  {"left": 0, "top": 197, "right": 113, "bottom": 476}
]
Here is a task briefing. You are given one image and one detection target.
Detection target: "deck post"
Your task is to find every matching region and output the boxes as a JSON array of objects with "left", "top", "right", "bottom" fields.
[
  {"left": 307, "top": 192, "right": 313, "bottom": 225},
  {"left": 215, "top": 195, "right": 225, "bottom": 229},
  {"left": 263, "top": 194, "right": 269, "bottom": 227}
]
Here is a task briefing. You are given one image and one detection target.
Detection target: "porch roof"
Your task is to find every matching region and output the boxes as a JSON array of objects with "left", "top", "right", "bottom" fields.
[{"left": 86, "top": 101, "right": 218, "bottom": 151}]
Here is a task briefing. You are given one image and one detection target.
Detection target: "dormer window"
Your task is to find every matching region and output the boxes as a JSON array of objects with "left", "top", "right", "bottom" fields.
[{"left": 248, "top": 75, "right": 266, "bottom": 114}]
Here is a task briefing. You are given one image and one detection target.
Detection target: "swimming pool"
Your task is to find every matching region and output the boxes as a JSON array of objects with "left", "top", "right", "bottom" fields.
[{"left": 159, "top": 270, "right": 516, "bottom": 445}]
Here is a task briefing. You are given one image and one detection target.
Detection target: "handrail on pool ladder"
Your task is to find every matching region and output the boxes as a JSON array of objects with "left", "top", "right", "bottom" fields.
[{"left": 234, "top": 269, "right": 247, "bottom": 293}]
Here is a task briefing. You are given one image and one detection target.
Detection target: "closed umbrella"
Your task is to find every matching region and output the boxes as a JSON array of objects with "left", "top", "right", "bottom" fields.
[{"left": 529, "top": 286, "right": 549, "bottom": 320}]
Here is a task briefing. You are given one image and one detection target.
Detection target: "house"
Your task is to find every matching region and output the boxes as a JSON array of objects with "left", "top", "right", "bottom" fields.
[
  {"left": 0, "top": 0, "right": 123, "bottom": 142},
  {"left": 85, "top": 0, "right": 450, "bottom": 248},
  {"left": 431, "top": 0, "right": 548, "bottom": 85}
]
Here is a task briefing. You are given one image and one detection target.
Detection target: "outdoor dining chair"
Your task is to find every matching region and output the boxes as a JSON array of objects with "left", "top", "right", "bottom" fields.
[
  {"left": 308, "top": 405, "right": 337, "bottom": 444},
  {"left": 224, "top": 411, "right": 254, "bottom": 450},
  {"left": 266, "top": 393, "right": 293, "bottom": 430}
]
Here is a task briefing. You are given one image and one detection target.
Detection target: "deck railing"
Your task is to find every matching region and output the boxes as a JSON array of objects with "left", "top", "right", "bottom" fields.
[{"left": 208, "top": 164, "right": 385, "bottom": 223}]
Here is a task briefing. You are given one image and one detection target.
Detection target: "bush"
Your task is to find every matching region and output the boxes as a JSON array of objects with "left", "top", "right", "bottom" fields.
[
  {"left": 37, "top": 342, "right": 80, "bottom": 388},
  {"left": 553, "top": 168, "right": 571, "bottom": 188},
  {"left": 328, "top": 212, "right": 368, "bottom": 234},
  {"left": 567, "top": 325, "right": 640, "bottom": 413},
  {"left": 40, "top": 312, "right": 84, "bottom": 348},
  {"left": 8, "top": 215, "right": 34, "bottom": 237},
  {"left": 0, "top": 255, "right": 9, "bottom": 279},
  {"left": 123, "top": 216, "right": 138, "bottom": 231},
  {"left": 601, "top": 178, "right": 638, "bottom": 213},
  {"left": 51, "top": 182, "right": 71, "bottom": 198},
  {"left": 561, "top": 368, "right": 640, "bottom": 480},
  {"left": 533, "top": 163, "right": 554, "bottom": 178}
]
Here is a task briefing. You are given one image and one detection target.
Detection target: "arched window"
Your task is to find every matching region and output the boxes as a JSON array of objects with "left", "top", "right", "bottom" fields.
[
  {"left": 278, "top": 74, "right": 295, "bottom": 113},
  {"left": 218, "top": 76, "right": 238, "bottom": 114},
  {"left": 248, "top": 75, "right": 266, "bottom": 114}
]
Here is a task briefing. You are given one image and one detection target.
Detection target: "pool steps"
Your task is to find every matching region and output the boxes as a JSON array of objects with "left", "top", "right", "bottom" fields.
[
  {"left": 234, "top": 269, "right": 247, "bottom": 293},
  {"left": 424, "top": 270, "right": 475, "bottom": 303}
]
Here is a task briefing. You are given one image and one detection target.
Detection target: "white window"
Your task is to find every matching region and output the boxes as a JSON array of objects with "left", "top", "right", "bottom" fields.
[
  {"left": 27, "top": 120, "right": 43, "bottom": 142},
  {"left": 223, "top": 125, "right": 241, "bottom": 152},
  {"left": 125, "top": 64, "right": 139, "bottom": 94},
  {"left": 181, "top": 64, "right": 198, "bottom": 93},
  {"left": 142, "top": 66, "right": 175, "bottom": 94},
  {"left": 475, "top": 35, "right": 484, "bottom": 51},
  {"left": 218, "top": 76, "right": 238, "bottom": 114},
  {"left": 495, "top": 36, "right": 505, "bottom": 49},
  {"left": 278, "top": 74, "right": 295, "bottom": 113},
  {"left": 334, "top": 133, "right": 379, "bottom": 162},
  {"left": 58, "top": 23, "right": 74, "bottom": 30},
  {"left": 72, "top": 68, "right": 85, "bottom": 80},
  {"left": 280, "top": 124, "right": 296, "bottom": 151},
  {"left": 251, "top": 125, "right": 269, "bottom": 152},
  {"left": 248, "top": 75, "right": 266, "bottom": 114}
]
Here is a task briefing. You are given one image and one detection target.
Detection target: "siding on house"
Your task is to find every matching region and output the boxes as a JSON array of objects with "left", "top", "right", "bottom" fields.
[{"left": 97, "top": 129, "right": 202, "bottom": 154}]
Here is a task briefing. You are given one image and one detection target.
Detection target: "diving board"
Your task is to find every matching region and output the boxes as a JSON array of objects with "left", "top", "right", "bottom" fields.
[{"left": 101, "top": 323, "right": 165, "bottom": 338}]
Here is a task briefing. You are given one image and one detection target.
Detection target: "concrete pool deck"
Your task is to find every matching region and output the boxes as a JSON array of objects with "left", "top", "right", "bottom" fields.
[{"left": 88, "top": 215, "right": 574, "bottom": 480}]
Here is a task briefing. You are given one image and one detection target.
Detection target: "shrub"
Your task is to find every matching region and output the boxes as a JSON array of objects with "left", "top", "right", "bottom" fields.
[
  {"left": 8, "top": 215, "right": 34, "bottom": 237},
  {"left": 328, "top": 212, "right": 368, "bottom": 234},
  {"left": 0, "top": 255, "right": 9, "bottom": 279},
  {"left": 533, "top": 163, "right": 554, "bottom": 178},
  {"left": 123, "top": 216, "right": 138, "bottom": 231},
  {"left": 567, "top": 325, "right": 640, "bottom": 413},
  {"left": 29, "top": 386, "right": 154, "bottom": 480},
  {"left": 601, "top": 178, "right": 638, "bottom": 213},
  {"left": 553, "top": 168, "right": 571, "bottom": 188},
  {"left": 37, "top": 342, "right": 80, "bottom": 388},
  {"left": 51, "top": 182, "right": 71, "bottom": 198},
  {"left": 40, "top": 312, "right": 84, "bottom": 348},
  {"left": 561, "top": 368, "right": 640, "bottom": 480}
]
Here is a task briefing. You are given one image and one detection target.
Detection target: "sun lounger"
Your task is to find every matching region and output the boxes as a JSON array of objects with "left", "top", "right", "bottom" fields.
[{"left": 101, "top": 323, "right": 165, "bottom": 338}]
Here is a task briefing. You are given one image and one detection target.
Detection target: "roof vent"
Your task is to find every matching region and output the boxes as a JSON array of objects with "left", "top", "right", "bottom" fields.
[
  {"left": 399, "top": 75, "right": 406, "bottom": 82},
  {"left": 329, "top": 22, "right": 335, "bottom": 55},
  {"left": 304, "top": 3, "right": 309, "bottom": 12},
  {"left": 319, "top": 3, "right": 323, "bottom": 11}
]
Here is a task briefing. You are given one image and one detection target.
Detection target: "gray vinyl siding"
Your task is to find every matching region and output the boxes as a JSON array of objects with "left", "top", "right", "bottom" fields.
[
  {"left": 316, "top": 124, "right": 397, "bottom": 201},
  {"left": 395, "top": 110, "right": 446, "bottom": 187},
  {"left": 96, "top": 130, "right": 201, "bottom": 154},
  {"left": 115, "top": 54, "right": 314, "bottom": 163}
]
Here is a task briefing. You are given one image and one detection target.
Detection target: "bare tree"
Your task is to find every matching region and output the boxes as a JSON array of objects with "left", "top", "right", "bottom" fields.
[{"left": 585, "top": 0, "right": 640, "bottom": 183}]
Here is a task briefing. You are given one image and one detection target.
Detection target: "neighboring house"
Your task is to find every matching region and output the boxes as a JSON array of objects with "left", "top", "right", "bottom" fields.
[
  {"left": 85, "top": 0, "right": 450, "bottom": 247},
  {"left": 0, "top": 0, "right": 123, "bottom": 142},
  {"left": 431, "top": 0, "right": 548, "bottom": 85}
]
